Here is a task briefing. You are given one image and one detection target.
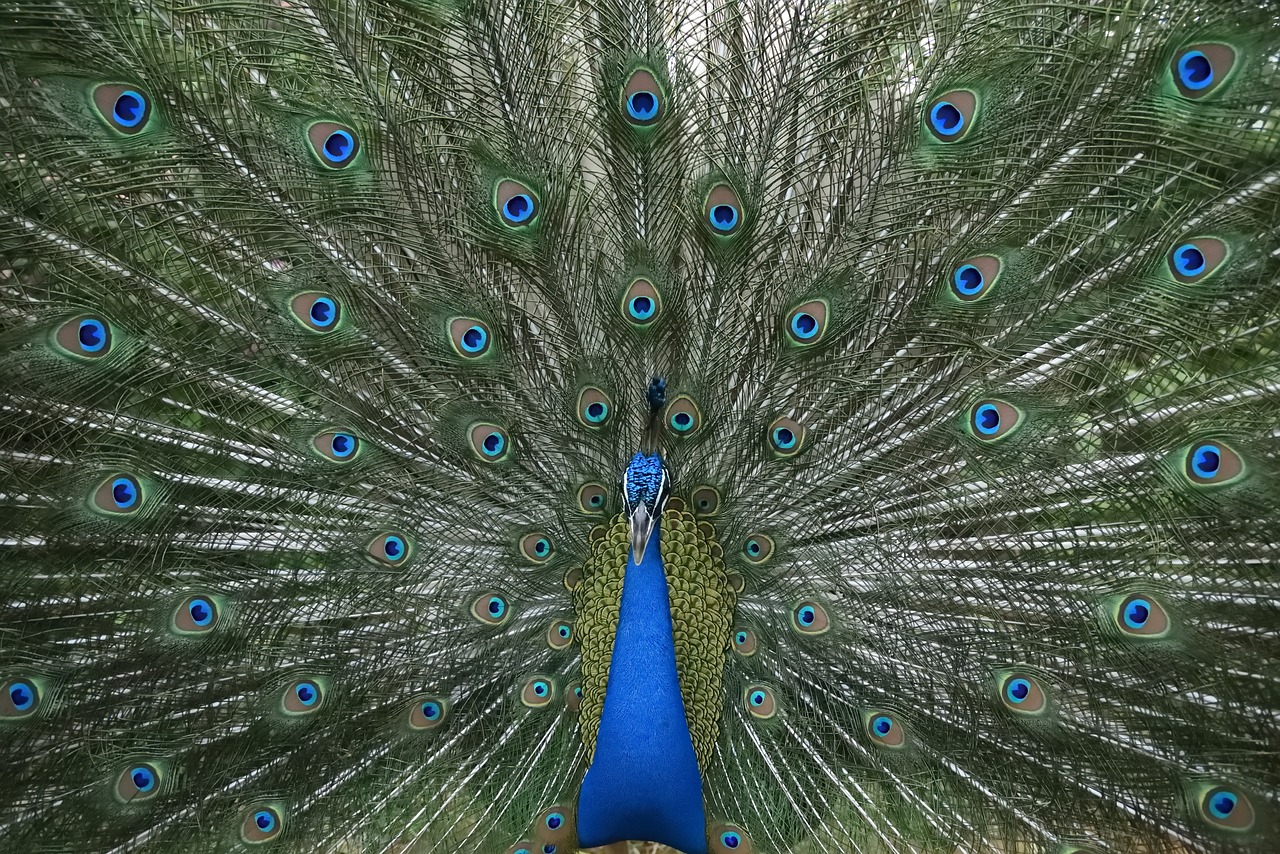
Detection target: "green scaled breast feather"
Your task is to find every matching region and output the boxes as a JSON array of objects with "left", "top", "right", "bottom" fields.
[{"left": 1, "top": 0, "right": 1278, "bottom": 852}]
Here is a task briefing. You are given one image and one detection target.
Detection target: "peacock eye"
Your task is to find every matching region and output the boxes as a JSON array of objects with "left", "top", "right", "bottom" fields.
[
  {"left": 621, "top": 278, "right": 662, "bottom": 325},
  {"left": 1114, "top": 593, "right": 1170, "bottom": 638},
  {"left": 468, "top": 423, "right": 510, "bottom": 462},
  {"left": 767, "top": 417, "right": 805, "bottom": 456},
  {"left": 312, "top": 430, "right": 361, "bottom": 463},
  {"left": 445, "top": 317, "right": 493, "bottom": 359},
  {"left": 92, "top": 473, "right": 144, "bottom": 515},
  {"left": 576, "top": 387, "right": 613, "bottom": 427},
  {"left": 367, "top": 532, "right": 411, "bottom": 566},
  {"left": 704, "top": 184, "right": 743, "bottom": 234},
  {"left": 732, "top": 627, "right": 757, "bottom": 656},
  {"left": 785, "top": 299, "right": 829, "bottom": 346},
  {"left": 290, "top": 292, "right": 342, "bottom": 332},
  {"left": 92, "top": 84, "right": 152, "bottom": 134},
  {"left": 791, "top": 601, "right": 830, "bottom": 635},
  {"left": 547, "top": 620, "right": 573, "bottom": 649},
  {"left": 2, "top": 679, "right": 39, "bottom": 717},
  {"left": 999, "top": 673, "right": 1047, "bottom": 714},
  {"left": 520, "top": 533, "right": 554, "bottom": 563},
  {"left": 867, "top": 711, "right": 905, "bottom": 747},
  {"left": 948, "top": 255, "right": 1001, "bottom": 301},
  {"left": 925, "top": 90, "right": 976, "bottom": 141},
  {"left": 55, "top": 314, "right": 114, "bottom": 358},
  {"left": 742, "top": 534, "right": 774, "bottom": 564},
  {"left": 282, "top": 679, "right": 324, "bottom": 714},
  {"left": 968, "top": 399, "right": 1022, "bottom": 441},
  {"left": 622, "top": 69, "right": 664, "bottom": 125},
  {"left": 1199, "top": 785, "right": 1254, "bottom": 830},
  {"left": 116, "top": 762, "right": 161, "bottom": 801},
  {"left": 242, "top": 806, "right": 283, "bottom": 842},
  {"left": 1184, "top": 440, "right": 1244, "bottom": 486},
  {"left": 1168, "top": 238, "right": 1227, "bottom": 284},
  {"left": 712, "top": 826, "right": 752, "bottom": 852},
  {"left": 665, "top": 395, "right": 702, "bottom": 435},
  {"left": 307, "top": 121, "right": 361, "bottom": 168},
  {"left": 691, "top": 485, "right": 720, "bottom": 516},
  {"left": 1171, "top": 44, "right": 1236, "bottom": 99},
  {"left": 577, "top": 483, "right": 608, "bottom": 513},
  {"left": 471, "top": 592, "right": 511, "bottom": 626},
  {"left": 744, "top": 685, "right": 776, "bottom": 718},
  {"left": 495, "top": 179, "right": 538, "bottom": 226},
  {"left": 408, "top": 694, "right": 449, "bottom": 730},
  {"left": 521, "top": 676, "right": 555, "bottom": 708},
  {"left": 175, "top": 595, "right": 218, "bottom": 633}
]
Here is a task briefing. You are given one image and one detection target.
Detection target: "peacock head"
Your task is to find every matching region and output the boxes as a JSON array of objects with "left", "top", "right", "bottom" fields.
[{"left": 622, "top": 451, "right": 671, "bottom": 565}]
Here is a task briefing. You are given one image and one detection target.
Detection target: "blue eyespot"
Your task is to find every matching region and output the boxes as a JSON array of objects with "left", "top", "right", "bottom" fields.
[
  {"left": 557, "top": 624, "right": 570, "bottom": 639},
  {"left": 254, "top": 810, "right": 276, "bottom": 832},
  {"left": 422, "top": 701, "right": 442, "bottom": 720},
  {"left": 309, "top": 297, "right": 337, "bottom": 328},
  {"left": 295, "top": 681, "right": 319, "bottom": 706},
  {"left": 585, "top": 402, "right": 608, "bottom": 423},
  {"left": 797, "top": 605, "right": 816, "bottom": 626},
  {"left": 113, "top": 90, "right": 147, "bottom": 128},
  {"left": 930, "top": 101, "right": 964, "bottom": 136},
  {"left": 873, "top": 715, "right": 893, "bottom": 736},
  {"left": 589, "top": 494, "right": 603, "bottom": 506},
  {"left": 953, "top": 264, "right": 984, "bottom": 296},
  {"left": 111, "top": 477, "right": 138, "bottom": 509},
  {"left": 1209, "top": 790, "right": 1237, "bottom": 819},
  {"left": 482, "top": 431, "right": 505, "bottom": 457},
  {"left": 545, "top": 812, "right": 564, "bottom": 830},
  {"left": 78, "top": 319, "right": 108, "bottom": 352},
  {"left": 735, "top": 631, "right": 748, "bottom": 645},
  {"left": 487, "top": 596, "right": 506, "bottom": 618},
  {"left": 130, "top": 766, "right": 156, "bottom": 792},
  {"left": 1124, "top": 598, "right": 1151, "bottom": 629},
  {"left": 534, "top": 538, "right": 550, "bottom": 556},
  {"left": 503, "top": 193, "right": 533, "bottom": 224},
  {"left": 1173, "top": 244, "right": 1206, "bottom": 277},
  {"left": 627, "top": 91, "right": 659, "bottom": 121},
  {"left": 790, "top": 311, "right": 818, "bottom": 339},
  {"left": 670, "top": 411, "right": 693, "bottom": 432},
  {"left": 709, "top": 203, "right": 739, "bottom": 232},
  {"left": 384, "top": 535, "right": 406, "bottom": 561},
  {"left": 543, "top": 846, "right": 555, "bottom": 854},
  {"left": 330, "top": 432, "right": 357, "bottom": 459},
  {"left": 188, "top": 598, "right": 214, "bottom": 627},
  {"left": 1191, "top": 444, "right": 1220, "bottom": 478},
  {"left": 628, "top": 295, "right": 655, "bottom": 320},
  {"left": 533, "top": 680, "right": 549, "bottom": 697},
  {"left": 1177, "top": 51, "right": 1213, "bottom": 91},
  {"left": 1005, "top": 678, "right": 1031, "bottom": 704},
  {"left": 323, "top": 130, "right": 354, "bottom": 163},
  {"left": 9, "top": 681, "right": 35, "bottom": 711},
  {"left": 749, "top": 690, "right": 766, "bottom": 707},
  {"left": 720, "top": 831, "right": 741, "bottom": 849},
  {"left": 746, "top": 540, "right": 761, "bottom": 556},
  {"left": 974, "top": 403, "right": 1000, "bottom": 435},
  {"left": 460, "top": 325, "right": 487, "bottom": 353},
  {"left": 771, "top": 426, "right": 796, "bottom": 450}
]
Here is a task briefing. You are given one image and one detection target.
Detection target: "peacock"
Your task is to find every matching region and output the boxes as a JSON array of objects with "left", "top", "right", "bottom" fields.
[{"left": 1, "top": 0, "right": 1278, "bottom": 851}]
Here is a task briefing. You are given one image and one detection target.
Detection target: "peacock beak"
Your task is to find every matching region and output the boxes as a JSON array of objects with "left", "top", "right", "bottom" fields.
[{"left": 628, "top": 503, "right": 656, "bottom": 566}]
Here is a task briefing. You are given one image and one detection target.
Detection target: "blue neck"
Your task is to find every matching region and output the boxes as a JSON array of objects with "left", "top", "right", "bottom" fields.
[{"left": 576, "top": 518, "right": 708, "bottom": 853}]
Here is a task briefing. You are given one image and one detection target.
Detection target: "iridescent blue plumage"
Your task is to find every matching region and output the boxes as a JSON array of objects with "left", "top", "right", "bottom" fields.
[{"left": 577, "top": 451, "right": 707, "bottom": 853}]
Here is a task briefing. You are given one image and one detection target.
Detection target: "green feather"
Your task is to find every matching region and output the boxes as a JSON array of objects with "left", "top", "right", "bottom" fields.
[{"left": 2, "top": 0, "right": 1279, "bottom": 852}]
